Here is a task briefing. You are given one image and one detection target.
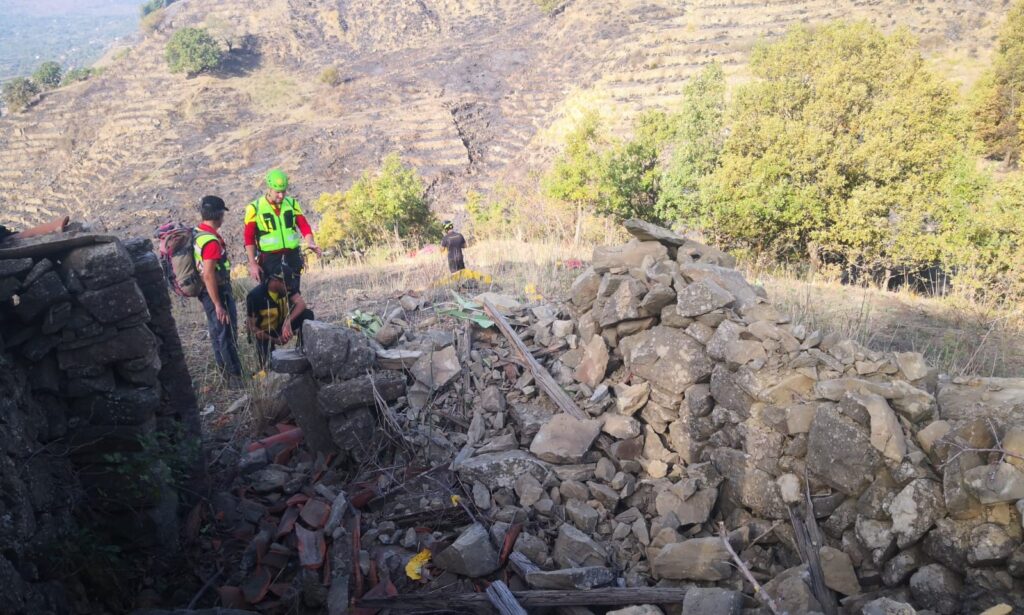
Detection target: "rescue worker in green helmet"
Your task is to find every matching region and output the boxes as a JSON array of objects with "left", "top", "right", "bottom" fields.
[{"left": 243, "top": 169, "right": 321, "bottom": 292}]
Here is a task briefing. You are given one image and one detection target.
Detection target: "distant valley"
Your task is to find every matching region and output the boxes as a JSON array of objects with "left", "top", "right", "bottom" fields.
[{"left": 0, "top": 0, "right": 139, "bottom": 80}]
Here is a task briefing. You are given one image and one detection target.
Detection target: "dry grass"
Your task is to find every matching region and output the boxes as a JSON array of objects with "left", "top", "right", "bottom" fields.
[{"left": 754, "top": 269, "right": 1024, "bottom": 378}]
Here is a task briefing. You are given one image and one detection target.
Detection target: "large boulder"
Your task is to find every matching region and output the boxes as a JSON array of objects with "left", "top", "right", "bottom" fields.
[
  {"left": 317, "top": 372, "right": 406, "bottom": 415},
  {"left": 936, "top": 377, "right": 1024, "bottom": 426},
  {"left": 302, "top": 321, "right": 374, "bottom": 381},
  {"left": 620, "top": 326, "right": 713, "bottom": 395}
]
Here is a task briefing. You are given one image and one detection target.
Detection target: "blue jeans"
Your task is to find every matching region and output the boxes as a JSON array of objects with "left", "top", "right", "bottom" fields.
[{"left": 200, "top": 286, "right": 242, "bottom": 377}]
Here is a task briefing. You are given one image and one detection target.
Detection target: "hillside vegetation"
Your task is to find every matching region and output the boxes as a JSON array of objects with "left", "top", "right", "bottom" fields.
[{"left": 0, "top": 0, "right": 1008, "bottom": 240}]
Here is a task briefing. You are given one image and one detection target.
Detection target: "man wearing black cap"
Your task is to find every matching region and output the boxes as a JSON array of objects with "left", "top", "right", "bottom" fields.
[
  {"left": 245, "top": 263, "right": 314, "bottom": 369},
  {"left": 195, "top": 195, "right": 243, "bottom": 382}
]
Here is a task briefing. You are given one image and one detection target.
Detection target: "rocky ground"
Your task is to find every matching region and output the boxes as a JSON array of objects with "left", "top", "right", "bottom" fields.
[{"left": 154, "top": 222, "right": 1023, "bottom": 615}]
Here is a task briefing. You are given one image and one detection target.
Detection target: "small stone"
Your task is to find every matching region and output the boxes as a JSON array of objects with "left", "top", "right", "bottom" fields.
[
  {"left": 777, "top": 473, "right": 802, "bottom": 504},
  {"left": 565, "top": 499, "right": 600, "bottom": 533},
  {"left": 270, "top": 348, "right": 310, "bottom": 373},
  {"left": 916, "top": 420, "right": 951, "bottom": 455},
  {"left": 529, "top": 414, "right": 602, "bottom": 464},
  {"left": 614, "top": 382, "right": 650, "bottom": 415},
  {"left": 480, "top": 385, "right": 506, "bottom": 413},
  {"left": 863, "top": 597, "right": 918, "bottom": 615},
  {"left": 553, "top": 523, "right": 608, "bottom": 568},
  {"left": 602, "top": 413, "right": 642, "bottom": 439},
  {"left": 895, "top": 352, "right": 930, "bottom": 381},
  {"left": 472, "top": 481, "right": 491, "bottom": 510},
  {"left": 574, "top": 335, "right": 609, "bottom": 389},
  {"left": 515, "top": 473, "right": 545, "bottom": 507},
  {"left": 676, "top": 279, "right": 735, "bottom": 317},
  {"left": 819, "top": 545, "right": 861, "bottom": 596},
  {"left": 651, "top": 537, "right": 731, "bottom": 581},
  {"left": 909, "top": 564, "right": 961, "bottom": 615},
  {"left": 681, "top": 587, "right": 742, "bottom": 615},
  {"left": 889, "top": 478, "right": 945, "bottom": 548},
  {"left": 595, "top": 457, "right": 616, "bottom": 482},
  {"left": 434, "top": 523, "right": 500, "bottom": 577},
  {"left": 964, "top": 462, "right": 1024, "bottom": 504},
  {"left": 967, "top": 523, "right": 1017, "bottom": 565}
]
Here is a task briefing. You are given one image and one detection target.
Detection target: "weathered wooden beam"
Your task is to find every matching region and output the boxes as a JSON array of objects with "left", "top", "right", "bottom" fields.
[
  {"left": 357, "top": 587, "right": 690, "bottom": 610},
  {"left": 482, "top": 298, "right": 586, "bottom": 420},
  {"left": 485, "top": 581, "right": 527, "bottom": 615}
]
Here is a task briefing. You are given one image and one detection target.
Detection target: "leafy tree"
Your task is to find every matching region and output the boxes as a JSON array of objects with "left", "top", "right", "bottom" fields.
[
  {"left": 141, "top": 0, "right": 168, "bottom": 17},
  {"left": 60, "top": 67, "right": 95, "bottom": 85},
  {"left": 32, "top": 61, "right": 63, "bottom": 90},
  {"left": 541, "top": 111, "right": 607, "bottom": 244},
  {"left": 165, "top": 27, "right": 222, "bottom": 76},
  {"left": 2, "top": 77, "right": 40, "bottom": 113},
  {"left": 657, "top": 63, "right": 726, "bottom": 226},
  {"left": 598, "top": 112, "right": 667, "bottom": 223},
  {"left": 315, "top": 154, "right": 437, "bottom": 250},
  {"left": 971, "top": 1, "right": 1024, "bottom": 167},
  {"left": 703, "top": 22, "right": 977, "bottom": 273}
]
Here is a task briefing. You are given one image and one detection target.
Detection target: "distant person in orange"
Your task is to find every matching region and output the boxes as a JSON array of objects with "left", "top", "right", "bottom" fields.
[
  {"left": 440, "top": 220, "right": 467, "bottom": 273},
  {"left": 243, "top": 169, "right": 321, "bottom": 292}
]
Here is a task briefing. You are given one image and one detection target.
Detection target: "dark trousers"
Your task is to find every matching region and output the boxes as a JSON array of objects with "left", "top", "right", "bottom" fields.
[
  {"left": 255, "top": 308, "right": 315, "bottom": 368},
  {"left": 259, "top": 250, "right": 304, "bottom": 293},
  {"left": 200, "top": 286, "right": 242, "bottom": 377},
  {"left": 448, "top": 255, "right": 465, "bottom": 273}
]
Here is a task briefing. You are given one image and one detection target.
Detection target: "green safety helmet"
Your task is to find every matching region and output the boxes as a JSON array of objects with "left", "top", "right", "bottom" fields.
[{"left": 265, "top": 168, "right": 289, "bottom": 192}]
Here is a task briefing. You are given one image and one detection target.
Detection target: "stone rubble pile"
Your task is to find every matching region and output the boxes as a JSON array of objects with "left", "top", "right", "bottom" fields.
[{"left": 219, "top": 221, "right": 1022, "bottom": 615}]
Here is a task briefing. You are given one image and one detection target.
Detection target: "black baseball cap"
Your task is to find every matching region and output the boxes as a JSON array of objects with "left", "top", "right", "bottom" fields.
[{"left": 199, "top": 195, "right": 229, "bottom": 218}]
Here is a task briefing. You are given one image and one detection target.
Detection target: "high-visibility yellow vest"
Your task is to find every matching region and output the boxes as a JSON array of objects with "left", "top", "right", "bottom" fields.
[
  {"left": 250, "top": 196, "right": 302, "bottom": 253},
  {"left": 193, "top": 230, "right": 231, "bottom": 284}
]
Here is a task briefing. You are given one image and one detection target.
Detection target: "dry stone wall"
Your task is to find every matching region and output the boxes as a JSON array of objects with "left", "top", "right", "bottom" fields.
[{"left": 0, "top": 232, "right": 199, "bottom": 612}]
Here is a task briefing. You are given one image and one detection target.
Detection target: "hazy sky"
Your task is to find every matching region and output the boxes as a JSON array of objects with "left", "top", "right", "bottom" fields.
[{"left": 0, "top": 0, "right": 140, "bottom": 17}]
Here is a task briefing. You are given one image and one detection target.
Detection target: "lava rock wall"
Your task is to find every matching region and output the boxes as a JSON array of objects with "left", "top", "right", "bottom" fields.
[{"left": 0, "top": 232, "right": 199, "bottom": 612}]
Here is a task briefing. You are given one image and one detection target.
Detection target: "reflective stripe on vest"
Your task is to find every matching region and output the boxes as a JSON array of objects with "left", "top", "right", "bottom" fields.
[
  {"left": 252, "top": 196, "right": 302, "bottom": 253},
  {"left": 194, "top": 231, "right": 231, "bottom": 281}
]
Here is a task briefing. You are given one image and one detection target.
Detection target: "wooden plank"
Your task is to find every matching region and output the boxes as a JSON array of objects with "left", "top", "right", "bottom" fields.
[
  {"left": 481, "top": 298, "right": 586, "bottom": 420},
  {"left": 357, "top": 587, "right": 690, "bottom": 610},
  {"left": 485, "top": 581, "right": 527, "bottom": 615}
]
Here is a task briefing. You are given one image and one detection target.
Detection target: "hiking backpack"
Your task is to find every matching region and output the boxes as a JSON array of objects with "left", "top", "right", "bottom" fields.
[{"left": 154, "top": 221, "right": 203, "bottom": 297}]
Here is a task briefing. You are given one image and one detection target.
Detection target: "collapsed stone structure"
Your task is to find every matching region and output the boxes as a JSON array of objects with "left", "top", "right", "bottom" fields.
[
  {"left": 216, "top": 221, "right": 1022, "bottom": 615},
  {"left": 0, "top": 231, "right": 199, "bottom": 613}
]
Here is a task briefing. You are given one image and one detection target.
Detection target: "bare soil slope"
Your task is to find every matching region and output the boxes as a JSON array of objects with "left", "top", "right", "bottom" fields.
[{"left": 0, "top": 0, "right": 1007, "bottom": 238}]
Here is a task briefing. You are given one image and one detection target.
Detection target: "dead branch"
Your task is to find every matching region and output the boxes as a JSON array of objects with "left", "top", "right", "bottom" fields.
[{"left": 718, "top": 523, "right": 785, "bottom": 615}]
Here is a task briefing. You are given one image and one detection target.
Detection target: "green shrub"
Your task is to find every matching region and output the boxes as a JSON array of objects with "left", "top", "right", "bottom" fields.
[
  {"left": 141, "top": 8, "right": 165, "bottom": 34},
  {"left": 165, "top": 27, "right": 223, "bottom": 76},
  {"left": 657, "top": 63, "right": 726, "bottom": 226},
  {"left": 702, "top": 22, "right": 978, "bottom": 273},
  {"left": 32, "top": 61, "right": 62, "bottom": 90},
  {"left": 140, "top": 0, "right": 167, "bottom": 17},
  {"left": 971, "top": 0, "right": 1024, "bottom": 166},
  {"left": 541, "top": 111, "right": 607, "bottom": 243},
  {"left": 315, "top": 154, "right": 438, "bottom": 250},
  {"left": 533, "top": 0, "right": 563, "bottom": 15},
  {"left": 2, "top": 77, "right": 40, "bottom": 113},
  {"left": 320, "top": 66, "right": 342, "bottom": 86},
  {"left": 60, "top": 67, "right": 95, "bottom": 85}
]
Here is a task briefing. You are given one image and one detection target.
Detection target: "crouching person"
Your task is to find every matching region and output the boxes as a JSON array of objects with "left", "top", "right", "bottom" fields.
[{"left": 246, "top": 266, "right": 314, "bottom": 369}]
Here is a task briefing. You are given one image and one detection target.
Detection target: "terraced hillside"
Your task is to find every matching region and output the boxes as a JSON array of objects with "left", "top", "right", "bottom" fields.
[{"left": 0, "top": 0, "right": 1008, "bottom": 238}]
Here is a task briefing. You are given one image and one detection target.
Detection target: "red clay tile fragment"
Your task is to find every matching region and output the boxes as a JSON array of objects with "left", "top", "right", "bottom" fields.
[
  {"left": 218, "top": 586, "right": 245, "bottom": 609},
  {"left": 241, "top": 567, "right": 272, "bottom": 604},
  {"left": 276, "top": 506, "right": 300, "bottom": 538},
  {"left": 295, "top": 525, "right": 326, "bottom": 569},
  {"left": 300, "top": 498, "right": 332, "bottom": 529}
]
